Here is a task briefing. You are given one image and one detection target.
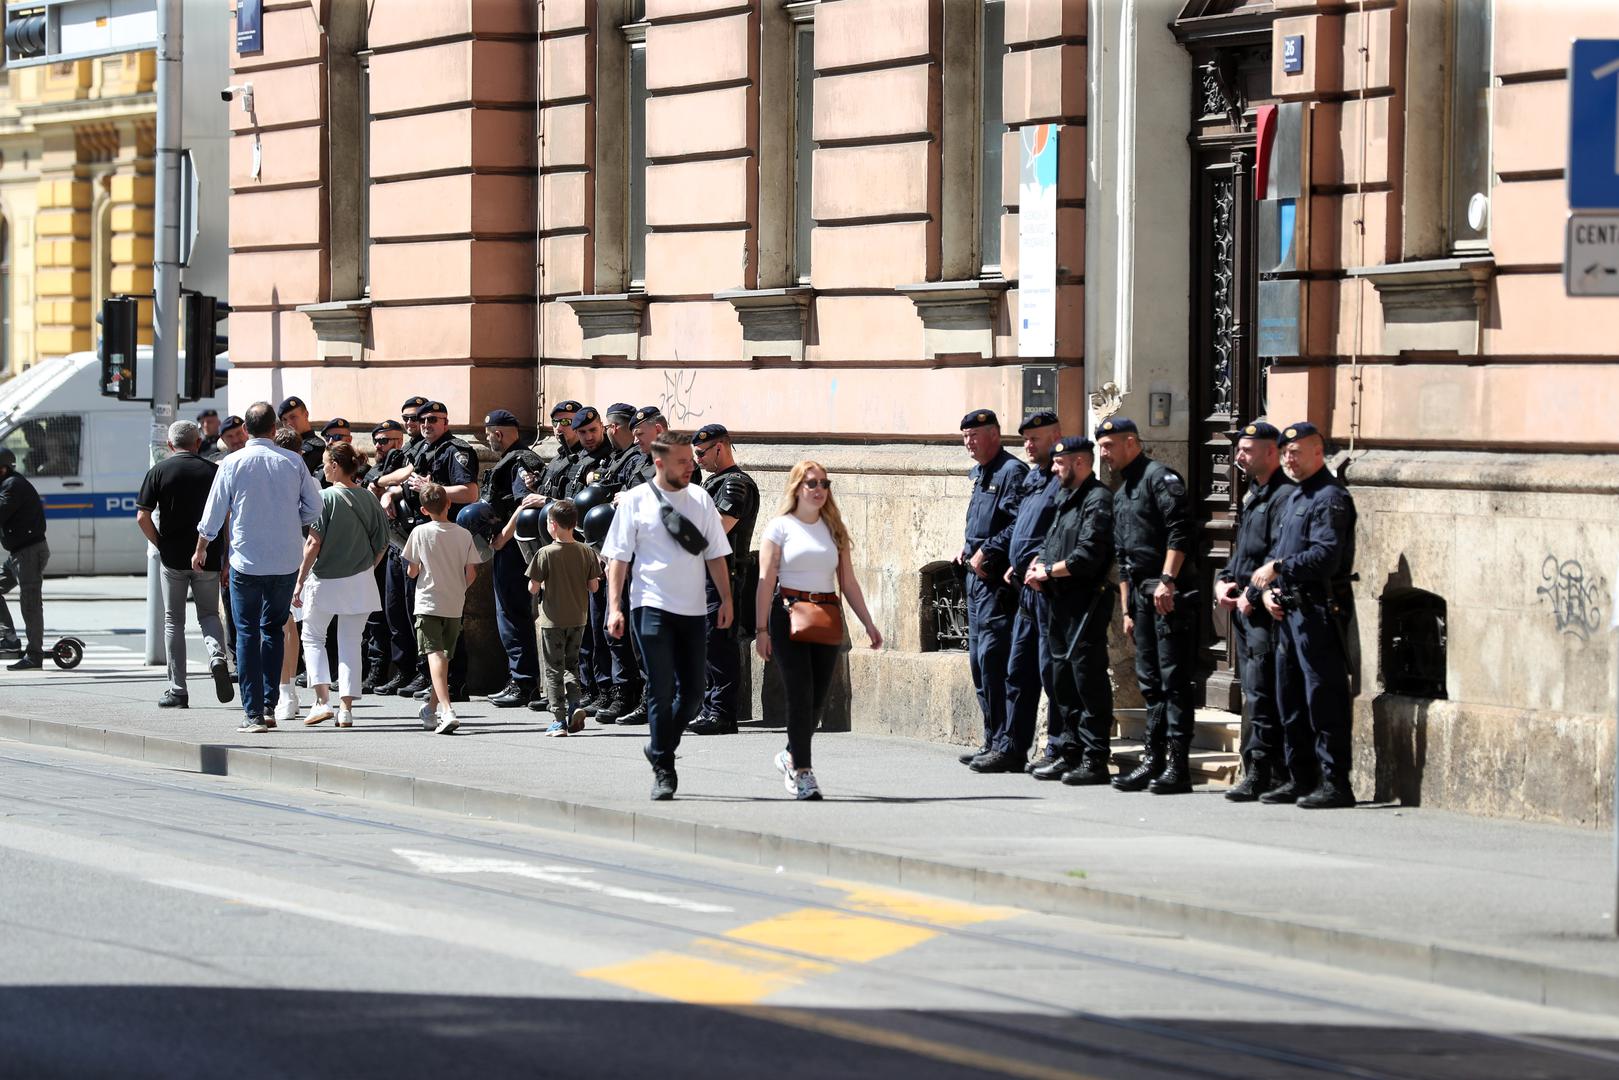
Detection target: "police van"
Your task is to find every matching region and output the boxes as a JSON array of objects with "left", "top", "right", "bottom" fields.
[{"left": 0, "top": 349, "right": 228, "bottom": 575}]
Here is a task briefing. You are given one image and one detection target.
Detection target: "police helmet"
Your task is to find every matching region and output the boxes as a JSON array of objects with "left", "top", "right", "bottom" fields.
[
  {"left": 573, "top": 484, "right": 610, "bottom": 515},
  {"left": 514, "top": 505, "right": 547, "bottom": 543},
  {"left": 582, "top": 503, "right": 616, "bottom": 547}
]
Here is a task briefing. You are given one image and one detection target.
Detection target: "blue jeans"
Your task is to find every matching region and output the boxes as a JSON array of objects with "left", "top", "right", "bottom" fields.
[
  {"left": 631, "top": 606, "right": 706, "bottom": 770},
  {"left": 230, "top": 569, "right": 296, "bottom": 720}
]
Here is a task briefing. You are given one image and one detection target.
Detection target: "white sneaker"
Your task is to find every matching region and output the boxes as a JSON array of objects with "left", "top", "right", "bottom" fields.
[
  {"left": 775, "top": 750, "right": 796, "bottom": 795},
  {"left": 418, "top": 702, "right": 438, "bottom": 730},
  {"left": 303, "top": 702, "right": 335, "bottom": 727},
  {"left": 274, "top": 683, "right": 299, "bottom": 722},
  {"left": 794, "top": 770, "right": 823, "bottom": 801},
  {"left": 435, "top": 709, "right": 459, "bottom": 735},
  {"left": 335, "top": 706, "right": 353, "bottom": 728}
]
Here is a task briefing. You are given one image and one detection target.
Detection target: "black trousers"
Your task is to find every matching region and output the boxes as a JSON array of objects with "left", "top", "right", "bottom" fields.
[
  {"left": 383, "top": 548, "right": 417, "bottom": 675},
  {"left": 1275, "top": 602, "right": 1353, "bottom": 786},
  {"left": 1128, "top": 582, "right": 1197, "bottom": 748},
  {"left": 1233, "top": 607, "right": 1286, "bottom": 773},
  {"left": 1046, "top": 585, "right": 1115, "bottom": 764},
  {"left": 362, "top": 560, "right": 389, "bottom": 679},
  {"left": 965, "top": 575, "right": 1016, "bottom": 748},
  {"left": 701, "top": 574, "right": 741, "bottom": 724},
  {"left": 769, "top": 601, "right": 838, "bottom": 771}
]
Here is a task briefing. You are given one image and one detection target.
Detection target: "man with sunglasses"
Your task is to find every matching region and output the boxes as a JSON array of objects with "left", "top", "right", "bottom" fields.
[
  {"left": 689, "top": 423, "right": 759, "bottom": 736},
  {"left": 371, "top": 401, "right": 428, "bottom": 694}
]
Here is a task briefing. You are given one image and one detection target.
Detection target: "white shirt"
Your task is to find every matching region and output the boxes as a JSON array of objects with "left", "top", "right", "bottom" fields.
[
  {"left": 762, "top": 514, "right": 839, "bottom": 593},
  {"left": 602, "top": 481, "right": 731, "bottom": 617}
]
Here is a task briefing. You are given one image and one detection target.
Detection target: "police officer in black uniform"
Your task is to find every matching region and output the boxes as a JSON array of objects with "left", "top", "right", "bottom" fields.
[
  {"left": 277, "top": 396, "right": 327, "bottom": 477},
  {"left": 1251, "top": 421, "right": 1358, "bottom": 810},
  {"left": 688, "top": 423, "right": 760, "bottom": 736},
  {"left": 196, "top": 409, "right": 221, "bottom": 458},
  {"left": 559, "top": 406, "right": 614, "bottom": 711},
  {"left": 1215, "top": 420, "right": 1294, "bottom": 801},
  {"left": 971, "top": 411, "right": 1062, "bottom": 773},
  {"left": 463, "top": 409, "right": 545, "bottom": 708},
  {"left": 321, "top": 418, "right": 353, "bottom": 445},
  {"left": 372, "top": 399, "right": 429, "bottom": 695},
  {"left": 1026, "top": 437, "right": 1115, "bottom": 784},
  {"left": 957, "top": 409, "right": 1029, "bottom": 766},
  {"left": 530, "top": 400, "right": 583, "bottom": 503},
  {"left": 361, "top": 420, "right": 408, "bottom": 692},
  {"left": 1097, "top": 417, "right": 1199, "bottom": 796},
  {"left": 381, "top": 400, "right": 481, "bottom": 700}
]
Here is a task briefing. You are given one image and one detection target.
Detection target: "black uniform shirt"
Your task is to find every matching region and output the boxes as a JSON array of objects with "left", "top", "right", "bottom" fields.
[
  {"left": 534, "top": 438, "right": 577, "bottom": 500},
  {"left": 1269, "top": 468, "right": 1356, "bottom": 594},
  {"left": 993, "top": 466, "right": 1062, "bottom": 582},
  {"left": 1040, "top": 475, "right": 1115, "bottom": 596},
  {"left": 702, "top": 464, "right": 760, "bottom": 571},
  {"left": 1112, "top": 454, "right": 1195, "bottom": 583},
  {"left": 963, "top": 448, "right": 1028, "bottom": 576},
  {"left": 1218, "top": 470, "right": 1294, "bottom": 606},
  {"left": 419, "top": 433, "right": 480, "bottom": 520},
  {"left": 299, "top": 430, "right": 327, "bottom": 479},
  {"left": 564, "top": 440, "right": 613, "bottom": 497}
]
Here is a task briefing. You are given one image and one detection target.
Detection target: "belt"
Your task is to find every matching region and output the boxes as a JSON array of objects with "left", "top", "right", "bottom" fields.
[{"left": 779, "top": 587, "right": 837, "bottom": 604}]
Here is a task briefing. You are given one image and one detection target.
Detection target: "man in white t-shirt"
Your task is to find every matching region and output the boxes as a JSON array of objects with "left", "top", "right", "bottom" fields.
[{"left": 602, "top": 431, "right": 733, "bottom": 800}]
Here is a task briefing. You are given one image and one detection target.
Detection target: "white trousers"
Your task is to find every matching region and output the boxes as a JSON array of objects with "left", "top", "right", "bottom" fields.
[{"left": 300, "top": 607, "right": 369, "bottom": 699}]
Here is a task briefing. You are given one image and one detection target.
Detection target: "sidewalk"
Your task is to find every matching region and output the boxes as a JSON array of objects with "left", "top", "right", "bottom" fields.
[{"left": 4, "top": 633, "right": 1616, "bottom": 1017}]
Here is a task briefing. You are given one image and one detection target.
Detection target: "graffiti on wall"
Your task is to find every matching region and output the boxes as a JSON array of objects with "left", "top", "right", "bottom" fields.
[
  {"left": 658, "top": 370, "right": 706, "bottom": 425},
  {"left": 1535, "top": 555, "right": 1608, "bottom": 641}
]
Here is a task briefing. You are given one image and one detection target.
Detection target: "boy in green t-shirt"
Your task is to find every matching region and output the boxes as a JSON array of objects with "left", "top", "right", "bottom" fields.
[{"left": 526, "top": 499, "right": 602, "bottom": 735}]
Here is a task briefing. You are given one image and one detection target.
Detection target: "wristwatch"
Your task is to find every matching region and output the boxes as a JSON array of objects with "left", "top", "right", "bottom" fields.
[{"left": 1159, "top": 576, "right": 1177, "bottom": 589}]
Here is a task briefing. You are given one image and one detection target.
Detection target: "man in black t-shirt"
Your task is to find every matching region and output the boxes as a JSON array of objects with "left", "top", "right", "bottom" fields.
[
  {"left": 688, "top": 423, "right": 759, "bottom": 736},
  {"left": 136, "top": 420, "right": 233, "bottom": 708}
]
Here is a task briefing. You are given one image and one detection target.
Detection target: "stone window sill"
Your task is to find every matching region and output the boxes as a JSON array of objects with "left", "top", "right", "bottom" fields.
[
  {"left": 562, "top": 293, "right": 648, "bottom": 362},
  {"left": 297, "top": 299, "right": 372, "bottom": 345},
  {"left": 715, "top": 286, "right": 813, "bottom": 362},
  {"left": 896, "top": 279, "right": 1009, "bottom": 360},
  {"left": 1345, "top": 258, "right": 1495, "bottom": 355}
]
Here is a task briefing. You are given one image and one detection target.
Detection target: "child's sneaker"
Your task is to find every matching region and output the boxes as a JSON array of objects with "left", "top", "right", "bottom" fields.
[
  {"left": 569, "top": 706, "right": 587, "bottom": 734},
  {"left": 418, "top": 702, "right": 438, "bottom": 730},
  {"left": 545, "top": 719, "right": 568, "bottom": 737},
  {"left": 435, "top": 709, "right": 459, "bottom": 735}
]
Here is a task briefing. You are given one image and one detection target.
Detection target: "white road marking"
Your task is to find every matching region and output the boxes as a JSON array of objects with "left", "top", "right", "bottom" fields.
[
  {"left": 395, "top": 848, "right": 733, "bottom": 915},
  {"left": 153, "top": 878, "right": 409, "bottom": 935}
]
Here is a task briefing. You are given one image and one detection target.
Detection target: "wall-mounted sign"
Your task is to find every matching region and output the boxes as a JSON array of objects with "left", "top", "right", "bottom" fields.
[
  {"left": 1018, "top": 123, "right": 1058, "bottom": 358},
  {"left": 236, "top": 0, "right": 263, "bottom": 55},
  {"left": 1257, "top": 279, "right": 1301, "bottom": 357},
  {"left": 1282, "top": 35, "right": 1304, "bottom": 74},
  {"left": 1565, "top": 212, "right": 1619, "bottom": 296}
]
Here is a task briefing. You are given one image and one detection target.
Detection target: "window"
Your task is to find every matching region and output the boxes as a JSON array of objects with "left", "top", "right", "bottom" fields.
[
  {"left": 980, "top": 0, "right": 1007, "bottom": 273},
  {"left": 920, "top": 563, "right": 969, "bottom": 652},
  {"left": 1448, "top": 0, "right": 1492, "bottom": 249},
  {"left": 1380, "top": 589, "right": 1448, "bottom": 700},
  {"left": 1, "top": 415, "right": 82, "bottom": 477},
  {"left": 793, "top": 18, "right": 815, "bottom": 281},
  {"left": 626, "top": 9, "right": 648, "bottom": 289}
]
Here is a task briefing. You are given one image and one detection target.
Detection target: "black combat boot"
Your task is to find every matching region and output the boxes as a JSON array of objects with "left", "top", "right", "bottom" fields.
[
  {"left": 1298, "top": 777, "right": 1357, "bottom": 809},
  {"left": 396, "top": 672, "right": 431, "bottom": 697},
  {"left": 1260, "top": 776, "right": 1312, "bottom": 804},
  {"left": 594, "top": 689, "right": 629, "bottom": 725},
  {"left": 1060, "top": 756, "right": 1111, "bottom": 786},
  {"left": 1030, "top": 755, "right": 1071, "bottom": 781},
  {"left": 1148, "top": 743, "right": 1194, "bottom": 795},
  {"left": 1112, "top": 740, "right": 1166, "bottom": 792},
  {"left": 1225, "top": 758, "right": 1281, "bottom": 802},
  {"left": 615, "top": 696, "right": 649, "bottom": 726}
]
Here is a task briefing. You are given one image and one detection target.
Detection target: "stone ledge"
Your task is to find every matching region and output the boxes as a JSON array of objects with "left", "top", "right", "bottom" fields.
[{"left": 1342, "top": 449, "right": 1619, "bottom": 496}]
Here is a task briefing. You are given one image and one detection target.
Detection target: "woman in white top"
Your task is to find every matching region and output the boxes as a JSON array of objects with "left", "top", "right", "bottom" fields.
[{"left": 755, "top": 460, "right": 881, "bottom": 800}]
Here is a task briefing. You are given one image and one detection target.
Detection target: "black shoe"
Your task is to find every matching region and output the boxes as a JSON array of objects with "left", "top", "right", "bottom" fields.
[
  {"left": 1061, "top": 759, "right": 1112, "bottom": 786},
  {"left": 689, "top": 715, "right": 737, "bottom": 736},
  {"left": 616, "top": 699, "right": 649, "bottom": 726},
  {"left": 1031, "top": 757, "right": 1072, "bottom": 781},
  {"left": 1298, "top": 779, "right": 1357, "bottom": 809},
  {"left": 397, "top": 674, "right": 430, "bottom": 697},
  {"left": 595, "top": 691, "right": 631, "bottom": 725},
  {"left": 488, "top": 684, "right": 531, "bottom": 708},
  {"left": 158, "top": 689, "right": 189, "bottom": 708},
  {"left": 958, "top": 745, "right": 991, "bottom": 766},
  {"left": 969, "top": 750, "right": 1023, "bottom": 774},
  {"left": 1260, "top": 778, "right": 1308, "bottom": 805},
  {"left": 0, "top": 636, "right": 21, "bottom": 655},
  {"left": 211, "top": 659, "right": 233, "bottom": 703},
  {"left": 650, "top": 766, "right": 678, "bottom": 800},
  {"left": 7, "top": 655, "right": 42, "bottom": 671},
  {"left": 295, "top": 672, "right": 308, "bottom": 689},
  {"left": 1027, "top": 753, "right": 1060, "bottom": 776},
  {"left": 361, "top": 671, "right": 383, "bottom": 694},
  {"left": 1149, "top": 744, "right": 1193, "bottom": 795},
  {"left": 374, "top": 673, "right": 405, "bottom": 695},
  {"left": 448, "top": 685, "right": 469, "bottom": 703},
  {"left": 1225, "top": 759, "right": 1282, "bottom": 802},
  {"left": 527, "top": 696, "right": 552, "bottom": 713},
  {"left": 581, "top": 688, "right": 610, "bottom": 715},
  {"left": 1112, "top": 745, "right": 1166, "bottom": 792}
]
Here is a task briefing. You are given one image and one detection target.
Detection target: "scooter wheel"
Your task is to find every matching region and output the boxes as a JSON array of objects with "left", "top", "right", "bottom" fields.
[{"left": 52, "top": 637, "right": 84, "bottom": 670}]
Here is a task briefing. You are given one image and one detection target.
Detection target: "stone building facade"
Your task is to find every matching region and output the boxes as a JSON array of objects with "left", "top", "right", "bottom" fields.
[{"left": 227, "top": 0, "right": 1615, "bottom": 826}]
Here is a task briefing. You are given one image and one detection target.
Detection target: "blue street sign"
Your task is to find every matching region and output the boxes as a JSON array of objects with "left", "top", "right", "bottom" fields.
[{"left": 1569, "top": 40, "right": 1619, "bottom": 210}]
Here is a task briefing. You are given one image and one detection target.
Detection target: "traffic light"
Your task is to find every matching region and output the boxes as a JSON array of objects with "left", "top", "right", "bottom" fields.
[
  {"left": 99, "top": 295, "right": 138, "bottom": 401},
  {"left": 183, "top": 293, "right": 227, "bottom": 401},
  {"left": 4, "top": 11, "right": 48, "bottom": 64}
]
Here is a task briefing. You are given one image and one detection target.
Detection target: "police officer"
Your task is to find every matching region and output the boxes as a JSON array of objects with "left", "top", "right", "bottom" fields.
[
  {"left": 372, "top": 401, "right": 430, "bottom": 695},
  {"left": 277, "top": 396, "right": 326, "bottom": 476},
  {"left": 587, "top": 404, "right": 648, "bottom": 724},
  {"left": 196, "top": 409, "right": 222, "bottom": 458},
  {"left": 1216, "top": 421, "right": 1294, "bottom": 801},
  {"left": 213, "top": 414, "right": 248, "bottom": 460},
  {"left": 559, "top": 406, "right": 614, "bottom": 711},
  {"left": 360, "top": 420, "right": 408, "bottom": 693},
  {"left": 465, "top": 409, "right": 544, "bottom": 708},
  {"left": 970, "top": 411, "right": 1062, "bottom": 773},
  {"left": 321, "top": 418, "right": 353, "bottom": 444},
  {"left": 381, "top": 400, "right": 481, "bottom": 700},
  {"left": 1097, "top": 417, "right": 1199, "bottom": 796},
  {"left": 688, "top": 423, "right": 759, "bottom": 736},
  {"left": 957, "top": 409, "right": 1028, "bottom": 766},
  {"left": 401, "top": 396, "right": 429, "bottom": 452},
  {"left": 528, "top": 400, "right": 582, "bottom": 504},
  {"left": 1250, "top": 421, "right": 1358, "bottom": 810},
  {"left": 1026, "top": 437, "right": 1115, "bottom": 784}
]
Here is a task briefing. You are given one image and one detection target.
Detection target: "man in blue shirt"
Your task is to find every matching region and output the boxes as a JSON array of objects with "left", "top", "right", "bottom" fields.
[{"left": 194, "top": 401, "right": 322, "bottom": 733}]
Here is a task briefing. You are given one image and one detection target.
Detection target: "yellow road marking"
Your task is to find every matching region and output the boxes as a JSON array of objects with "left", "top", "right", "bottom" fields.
[
  {"left": 727, "top": 1006, "right": 1105, "bottom": 1080},
  {"left": 821, "top": 880, "right": 1018, "bottom": 927},
  {"left": 725, "top": 908, "right": 938, "bottom": 963}
]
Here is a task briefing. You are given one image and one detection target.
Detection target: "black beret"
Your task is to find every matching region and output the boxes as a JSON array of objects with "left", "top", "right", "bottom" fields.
[
  {"left": 219, "top": 414, "right": 245, "bottom": 433},
  {"left": 1018, "top": 410, "right": 1058, "bottom": 434},
  {"left": 276, "top": 396, "right": 307, "bottom": 417},
  {"left": 372, "top": 419, "right": 405, "bottom": 437},
  {"left": 1238, "top": 420, "right": 1282, "bottom": 442},
  {"left": 604, "top": 402, "right": 636, "bottom": 422},
  {"left": 418, "top": 401, "right": 449, "bottom": 418},
  {"left": 550, "top": 399, "right": 583, "bottom": 418},
  {"left": 483, "top": 409, "right": 520, "bottom": 428},
  {"left": 321, "top": 417, "right": 351, "bottom": 435},
  {"left": 1052, "top": 436, "right": 1094, "bottom": 457},
  {"left": 693, "top": 423, "right": 729, "bottom": 445},
  {"left": 631, "top": 405, "right": 665, "bottom": 429},
  {"left": 196, "top": 408, "right": 218, "bottom": 421},
  {"left": 960, "top": 409, "right": 999, "bottom": 430},
  {"left": 1094, "top": 416, "right": 1138, "bottom": 438},
  {"left": 400, "top": 395, "right": 429, "bottom": 413},
  {"left": 570, "top": 407, "right": 602, "bottom": 429},
  {"left": 1278, "top": 421, "right": 1323, "bottom": 447}
]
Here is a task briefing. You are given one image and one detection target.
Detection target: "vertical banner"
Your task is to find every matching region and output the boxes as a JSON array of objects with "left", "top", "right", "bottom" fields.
[
  {"left": 1018, "top": 123, "right": 1058, "bottom": 358},
  {"left": 237, "top": 0, "right": 264, "bottom": 55}
]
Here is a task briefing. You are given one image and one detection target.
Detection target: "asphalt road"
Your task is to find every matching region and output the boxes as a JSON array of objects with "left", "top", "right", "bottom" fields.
[{"left": 2, "top": 743, "right": 1618, "bottom": 1080}]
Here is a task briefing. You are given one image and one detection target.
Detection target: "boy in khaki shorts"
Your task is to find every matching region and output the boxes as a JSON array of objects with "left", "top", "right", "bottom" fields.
[
  {"left": 526, "top": 499, "right": 602, "bottom": 736},
  {"left": 403, "top": 482, "right": 482, "bottom": 734}
]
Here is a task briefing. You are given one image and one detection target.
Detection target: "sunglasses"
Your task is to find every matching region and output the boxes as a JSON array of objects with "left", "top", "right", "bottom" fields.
[
  {"left": 419, "top": 415, "right": 447, "bottom": 425},
  {"left": 801, "top": 478, "right": 832, "bottom": 491}
]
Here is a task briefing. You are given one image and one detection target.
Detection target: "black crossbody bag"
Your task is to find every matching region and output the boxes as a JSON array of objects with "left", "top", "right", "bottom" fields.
[{"left": 649, "top": 484, "right": 709, "bottom": 556}]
